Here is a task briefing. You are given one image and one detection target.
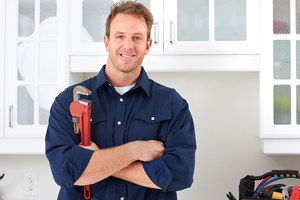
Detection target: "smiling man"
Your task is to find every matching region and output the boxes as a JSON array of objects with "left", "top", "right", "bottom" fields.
[
  {"left": 104, "top": 13, "right": 151, "bottom": 87},
  {"left": 46, "top": 1, "right": 196, "bottom": 200}
]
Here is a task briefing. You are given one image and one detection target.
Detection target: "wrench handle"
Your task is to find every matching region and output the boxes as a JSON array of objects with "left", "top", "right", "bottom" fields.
[
  {"left": 70, "top": 101, "right": 92, "bottom": 146},
  {"left": 81, "top": 103, "right": 92, "bottom": 199},
  {"left": 84, "top": 185, "right": 91, "bottom": 200},
  {"left": 81, "top": 100, "right": 92, "bottom": 146}
]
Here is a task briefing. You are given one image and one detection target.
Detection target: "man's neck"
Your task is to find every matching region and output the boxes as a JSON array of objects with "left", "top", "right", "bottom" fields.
[{"left": 105, "top": 64, "right": 141, "bottom": 87}]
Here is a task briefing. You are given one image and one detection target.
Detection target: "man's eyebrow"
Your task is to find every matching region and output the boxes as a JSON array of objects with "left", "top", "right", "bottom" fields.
[
  {"left": 132, "top": 33, "right": 146, "bottom": 39},
  {"left": 114, "top": 31, "right": 144, "bottom": 36},
  {"left": 115, "top": 31, "right": 125, "bottom": 35},
  {"left": 133, "top": 33, "right": 144, "bottom": 36},
  {"left": 133, "top": 32, "right": 143, "bottom": 35}
]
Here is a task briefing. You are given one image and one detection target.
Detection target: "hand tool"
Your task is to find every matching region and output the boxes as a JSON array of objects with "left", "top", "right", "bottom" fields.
[
  {"left": 282, "top": 185, "right": 293, "bottom": 200},
  {"left": 70, "top": 85, "right": 92, "bottom": 200},
  {"left": 0, "top": 173, "right": 4, "bottom": 181},
  {"left": 226, "top": 191, "right": 237, "bottom": 200},
  {"left": 290, "top": 184, "right": 300, "bottom": 200}
]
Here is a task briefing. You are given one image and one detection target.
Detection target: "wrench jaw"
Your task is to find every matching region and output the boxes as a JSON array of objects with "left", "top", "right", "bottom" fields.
[
  {"left": 73, "top": 86, "right": 92, "bottom": 103},
  {"left": 71, "top": 86, "right": 92, "bottom": 134}
]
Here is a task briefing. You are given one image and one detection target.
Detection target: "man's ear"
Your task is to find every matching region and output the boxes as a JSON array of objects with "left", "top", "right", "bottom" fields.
[
  {"left": 145, "top": 38, "right": 152, "bottom": 55},
  {"left": 104, "top": 35, "right": 110, "bottom": 52}
]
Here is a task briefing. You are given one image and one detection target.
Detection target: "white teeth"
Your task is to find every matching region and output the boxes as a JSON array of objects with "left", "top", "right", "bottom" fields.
[{"left": 121, "top": 54, "right": 133, "bottom": 58}]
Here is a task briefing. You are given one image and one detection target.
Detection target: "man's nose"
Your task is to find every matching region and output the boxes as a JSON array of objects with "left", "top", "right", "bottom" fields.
[{"left": 122, "top": 38, "right": 134, "bottom": 50}]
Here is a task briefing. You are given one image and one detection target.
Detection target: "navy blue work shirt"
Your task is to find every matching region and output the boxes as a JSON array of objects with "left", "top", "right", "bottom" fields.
[{"left": 46, "top": 66, "right": 196, "bottom": 200}]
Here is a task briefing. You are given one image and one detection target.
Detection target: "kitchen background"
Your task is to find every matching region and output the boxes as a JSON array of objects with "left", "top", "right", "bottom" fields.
[{"left": 1, "top": 0, "right": 300, "bottom": 199}]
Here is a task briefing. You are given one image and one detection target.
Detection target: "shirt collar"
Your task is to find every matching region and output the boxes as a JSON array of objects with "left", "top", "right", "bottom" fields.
[
  {"left": 92, "top": 65, "right": 151, "bottom": 97},
  {"left": 91, "top": 65, "right": 109, "bottom": 91},
  {"left": 135, "top": 67, "right": 151, "bottom": 97}
]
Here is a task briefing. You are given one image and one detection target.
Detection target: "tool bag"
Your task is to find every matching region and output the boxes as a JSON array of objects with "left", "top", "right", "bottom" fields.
[{"left": 227, "top": 170, "right": 300, "bottom": 200}]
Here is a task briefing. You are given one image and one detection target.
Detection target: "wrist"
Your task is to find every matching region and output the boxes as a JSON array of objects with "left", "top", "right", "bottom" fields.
[{"left": 126, "top": 141, "right": 142, "bottom": 161}]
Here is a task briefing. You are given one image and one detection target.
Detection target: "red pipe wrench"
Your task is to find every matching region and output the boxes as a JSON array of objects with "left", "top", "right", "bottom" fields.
[
  {"left": 290, "top": 184, "right": 300, "bottom": 200},
  {"left": 70, "top": 85, "right": 92, "bottom": 200}
]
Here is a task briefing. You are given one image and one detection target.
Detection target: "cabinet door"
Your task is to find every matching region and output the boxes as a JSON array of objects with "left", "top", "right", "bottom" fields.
[
  {"left": 164, "top": 0, "right": 259, "bottom": 54},
  {"left": 260, "top": 0, "right": 300, "bottom": 154},
  {"left": 0, "top": 0, "right": 5, "bottom": 138},
  {"left": 69, "top": 0, "right": 163, "bottom": 56},
  {"left": 5, "top": 0, "right": 63, "bottom": 138}
]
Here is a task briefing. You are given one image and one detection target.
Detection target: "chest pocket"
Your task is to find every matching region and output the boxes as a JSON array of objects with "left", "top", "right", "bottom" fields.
[
  {"left": 128, "top": 109, "right": 172, "bottom": 142},
  {"left": 91, "top": 114, "right": 107, "bottom": 148}
]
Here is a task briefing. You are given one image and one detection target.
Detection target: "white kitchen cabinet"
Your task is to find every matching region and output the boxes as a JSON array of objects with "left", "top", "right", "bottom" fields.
[
  {"left": 0, "top": 0, "right": 5, "bottom": 139},
  {"left": 260, "top": 0, "right": 300, "bottom": 154},
  {"left": 69, "top": 0, "right": 260, "bottom": 72},
  {"left": 2, "top": 0, "right": 68, "bottom": 154}
]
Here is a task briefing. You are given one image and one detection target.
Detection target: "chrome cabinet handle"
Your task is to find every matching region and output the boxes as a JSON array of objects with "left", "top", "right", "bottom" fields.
[
  {"left": 170, "top": 21, "right": 175, "bottom": 44},
  {"left": 153, "top": 22, "right": 159, "bottom": 44},
  {"left": 9, "top": 105, "right": 13, "bottom": 128}
]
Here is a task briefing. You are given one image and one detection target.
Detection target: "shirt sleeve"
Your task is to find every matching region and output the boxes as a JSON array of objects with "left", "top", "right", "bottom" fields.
[
  {"left": 45, "top": 88, "right": 94, "bottom": 188},
  {"left": 142, "top": 90, "right": 197, "bottom": 192}
]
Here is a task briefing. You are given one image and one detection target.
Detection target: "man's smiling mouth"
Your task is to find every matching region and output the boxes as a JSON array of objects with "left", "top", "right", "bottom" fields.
[{"left": 120, "top": 54, "right": 135, "bottom": 58}]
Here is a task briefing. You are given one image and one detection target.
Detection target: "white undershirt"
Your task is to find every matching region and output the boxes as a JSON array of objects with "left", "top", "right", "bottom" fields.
[{"left": 114, "top": 83, "right": 136, "bottom": 95}]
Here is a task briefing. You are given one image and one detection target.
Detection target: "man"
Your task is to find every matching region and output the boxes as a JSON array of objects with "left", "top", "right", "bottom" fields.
[{"left": 46, "top": 1, "right": 196, "bottom": 199}]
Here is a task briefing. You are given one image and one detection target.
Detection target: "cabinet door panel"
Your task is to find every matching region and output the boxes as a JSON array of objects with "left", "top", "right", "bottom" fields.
[
  {"left": 81, "top": 0, "right": 112, "bottom": 43},
  {"left": 39, "top": 85, "right": 57, "bottom": 125},
  {"left": 177, "top": 0, "right": 209, "bottom": 41},
  {"left": 18, "top": 0, "right": 35, "bottom": 37},
  {"left": 273, "top": 0, "right": 290, "bottom": 34},
  {"left": 273, "top": 85, "right": 291, "bottom": 125},
  {"left": 17, "top": 86, "right": 34, "bottom": 125},
  {"left": 164, "top": 0, "right": 259, "bottom": 54},
  {"left": 40, "top": 0, "right": 57, "bottom": 37},
  {"left": 273, "top": 40, "right": 291, "bottom": 79},
  {"left": 18, "top": 41, "right": 35, "bottom": 81},
  {"left": 214, "top": 0, "right": 246, "bottom": 41}
]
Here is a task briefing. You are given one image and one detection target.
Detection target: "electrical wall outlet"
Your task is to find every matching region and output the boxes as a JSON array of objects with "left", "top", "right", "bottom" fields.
[{"left": 24, "top": 173, "right": 38, "bottom": 196}]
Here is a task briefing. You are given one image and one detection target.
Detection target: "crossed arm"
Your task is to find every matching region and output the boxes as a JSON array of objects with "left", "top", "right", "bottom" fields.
[{"left": 74, "top": 140, "right": 165, "bottom": 189}]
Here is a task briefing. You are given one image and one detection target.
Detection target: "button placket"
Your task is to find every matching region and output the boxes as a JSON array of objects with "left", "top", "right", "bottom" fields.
[{"left": 114, "top": 96, "right": 126, "bottom": 145}]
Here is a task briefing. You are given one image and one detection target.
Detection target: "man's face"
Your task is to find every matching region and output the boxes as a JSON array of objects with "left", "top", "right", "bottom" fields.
[{"left": 104, "top": 13, "right": 152, "bottom": 75}]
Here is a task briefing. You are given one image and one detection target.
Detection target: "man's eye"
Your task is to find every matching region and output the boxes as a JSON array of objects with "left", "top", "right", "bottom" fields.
[
  {"left": 116, "top": 35, "right": 124, "bottom": 39},
  {"left": 133, "top": 36, "right": 142, "bottom": 41}
]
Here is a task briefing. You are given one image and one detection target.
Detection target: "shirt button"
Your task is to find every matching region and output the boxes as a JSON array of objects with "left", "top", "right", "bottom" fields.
[
  {"left": 120, "top": 98, "right": 123, "bottom": 102},
  {"left": 120, "top": 197, "right": 124, "bottom": 200},
  {"left": 117, "top": 121, "right": 122, "bottom": 125},
  {"left": 151, "top": 117, "right": 155, "bottom": 121}
]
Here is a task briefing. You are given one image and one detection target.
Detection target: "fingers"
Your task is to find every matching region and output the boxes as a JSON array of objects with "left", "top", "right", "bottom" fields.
[
  {"left": 79, "top": 141, "right": 100, "bottom": 151},
  {"left": 138, "top": 140, "right": 165, "bottom": 162}
]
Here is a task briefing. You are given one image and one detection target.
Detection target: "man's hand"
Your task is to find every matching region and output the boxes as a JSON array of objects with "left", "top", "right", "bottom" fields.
[
  {"left": 134, "top": 140, "right": 165, "bottom": 162},
  {"left": 79, "top": 142, "right": 100, "bottom": 151}
]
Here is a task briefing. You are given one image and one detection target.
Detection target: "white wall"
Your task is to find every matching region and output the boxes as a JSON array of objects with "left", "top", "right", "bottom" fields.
[{"left": 1, "top": 71, "right": 300, "bottom": 200}]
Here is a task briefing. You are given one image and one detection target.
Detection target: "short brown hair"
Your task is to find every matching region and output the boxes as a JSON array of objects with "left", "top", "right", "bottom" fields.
[{"left": 105, "top": 1, "right": 153, "bottom": 40}]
